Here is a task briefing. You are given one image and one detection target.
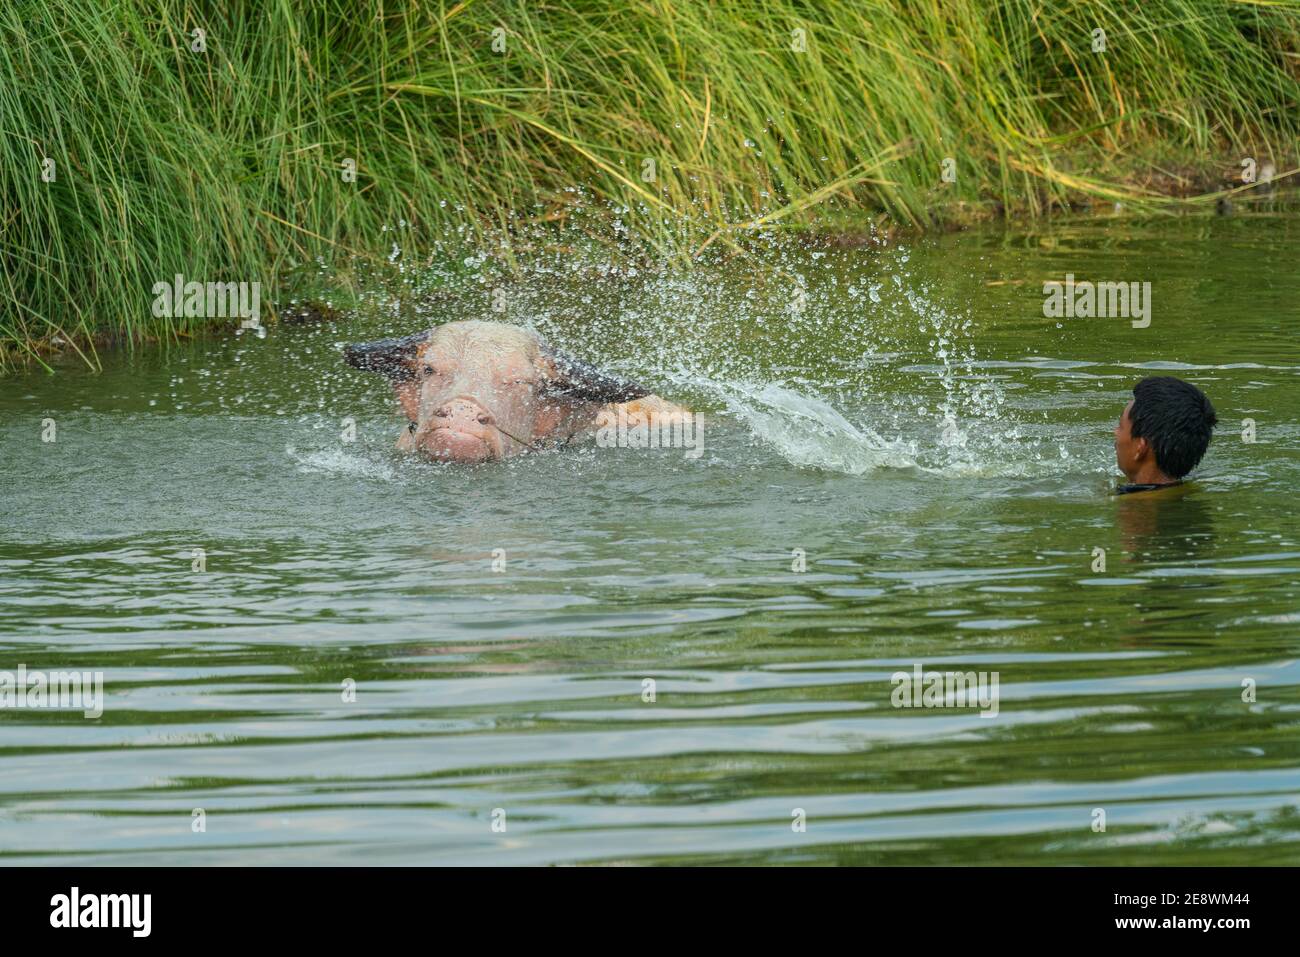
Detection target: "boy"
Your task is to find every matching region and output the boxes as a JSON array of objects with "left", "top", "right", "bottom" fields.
[{"left": 1113, "top": 376, "right": 1217, "bottom": 494}]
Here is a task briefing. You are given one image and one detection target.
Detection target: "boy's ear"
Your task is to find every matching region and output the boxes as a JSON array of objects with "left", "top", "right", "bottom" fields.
[
  {"left": 539, "top": 348, "right": 652, "bottom": 404},
  {"left": 343, "top": 332, "right": 427, "bottom": 380}
]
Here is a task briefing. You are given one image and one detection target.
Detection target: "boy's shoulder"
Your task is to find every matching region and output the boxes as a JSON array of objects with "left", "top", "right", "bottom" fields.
[{"left": 1114, "top": 480, "right": 1190, "bottom": 498}]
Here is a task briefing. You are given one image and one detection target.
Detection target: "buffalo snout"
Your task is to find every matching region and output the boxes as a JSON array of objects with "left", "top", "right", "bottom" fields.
[
  {"left": 435, "top": 398, "right": 496, "bottom": 427},
  {"left": 416, "top": 396, "right": 503, "bottom": 462}
]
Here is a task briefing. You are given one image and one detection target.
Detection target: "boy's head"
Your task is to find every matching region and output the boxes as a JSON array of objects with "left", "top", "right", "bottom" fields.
[{"left": 1114, "top": 376, "right": 1217, "bottom": 483}]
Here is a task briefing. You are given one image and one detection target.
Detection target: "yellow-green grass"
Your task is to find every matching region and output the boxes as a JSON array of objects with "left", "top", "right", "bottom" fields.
[{"left": 2, "top": 0, "right": 1297, "bottom": 369}]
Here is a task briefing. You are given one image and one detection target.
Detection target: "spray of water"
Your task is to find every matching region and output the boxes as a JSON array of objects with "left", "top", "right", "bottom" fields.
[
  {"left": 378, "top": 229, "right": 1035, "bottom": 476},
  {"left": 261, "top": 205, "right": 1076, "bottom": 479}
]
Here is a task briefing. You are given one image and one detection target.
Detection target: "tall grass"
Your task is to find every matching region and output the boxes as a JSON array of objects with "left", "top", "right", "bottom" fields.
[{"left": 2, "top": 0, "right": 1297, "bottom": 368}]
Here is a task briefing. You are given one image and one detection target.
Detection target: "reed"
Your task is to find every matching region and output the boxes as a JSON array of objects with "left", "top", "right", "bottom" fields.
[{"left": 2, "top": 0, "right": 1297, "bottom": 368}]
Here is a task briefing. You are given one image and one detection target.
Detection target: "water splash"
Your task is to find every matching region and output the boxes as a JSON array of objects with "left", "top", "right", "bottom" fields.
[
  {"left": 683, "top": 377, "right": 918, "bottom": 474},
  {"left": 286, "top": 444, "right": 396, "bottom": 481},
  {"left": 288, "top": 214, "right": 1078, "bottom": 477}
]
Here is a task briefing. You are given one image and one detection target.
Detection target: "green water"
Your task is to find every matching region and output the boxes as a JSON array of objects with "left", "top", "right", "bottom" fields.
[{"left": 2, "top": 212, "right": 1299, "bottom": 865}]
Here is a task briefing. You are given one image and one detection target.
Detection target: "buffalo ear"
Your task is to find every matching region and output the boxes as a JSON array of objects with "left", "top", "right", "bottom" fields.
[
  {"left": 542, "top": 349, "right": 653, "bottom": 404},
  {"left": 342, "top": 332, "right": 427, "bottom": 380}
]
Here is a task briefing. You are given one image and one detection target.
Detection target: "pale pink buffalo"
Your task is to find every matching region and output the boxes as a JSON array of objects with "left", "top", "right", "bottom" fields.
[{"left": 344, "top": 320, "right": 690, "bottom": 463}]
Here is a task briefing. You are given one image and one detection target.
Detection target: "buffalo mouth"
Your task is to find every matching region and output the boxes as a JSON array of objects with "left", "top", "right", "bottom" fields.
[{"left": 420, "top": 426, "right": 498, "bottom": 463}]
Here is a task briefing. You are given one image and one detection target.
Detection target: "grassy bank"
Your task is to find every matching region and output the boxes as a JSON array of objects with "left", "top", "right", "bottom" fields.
[{"left": 2, "top": 0, "right": 1298, "bottom": 368}]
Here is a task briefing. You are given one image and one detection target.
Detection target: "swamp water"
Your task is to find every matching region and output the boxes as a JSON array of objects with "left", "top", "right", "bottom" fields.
[{"left": 2, "top": 213, "right": 1299, "bottom": 864}]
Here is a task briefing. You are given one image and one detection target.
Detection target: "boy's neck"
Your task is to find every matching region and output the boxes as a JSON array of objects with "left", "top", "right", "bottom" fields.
[{"left": 1126, "top": 462, "right": 1176, "bottom": 486}]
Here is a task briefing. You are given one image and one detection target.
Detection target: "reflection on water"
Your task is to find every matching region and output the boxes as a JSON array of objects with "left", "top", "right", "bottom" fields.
[
  {"left": 2, "top": 213, "right": 1300, "bottom": 865},
  {"left": 1115, "top": 486, "right": 1217, "bottom": 561}
]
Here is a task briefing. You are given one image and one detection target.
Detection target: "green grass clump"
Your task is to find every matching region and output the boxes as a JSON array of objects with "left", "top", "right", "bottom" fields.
[{"left": 3, "top": 0, "right": 1297, "bottom": 368}]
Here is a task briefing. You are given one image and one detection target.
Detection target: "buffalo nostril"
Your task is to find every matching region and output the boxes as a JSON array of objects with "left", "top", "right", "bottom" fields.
[{"left": 434, "top": 406, "right": 450, "bottom": 418}]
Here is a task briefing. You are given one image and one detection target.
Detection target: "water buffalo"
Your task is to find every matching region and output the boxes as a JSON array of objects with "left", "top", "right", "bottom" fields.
[{"left": 344, "top": 320, "right": 691, "bottom": 462}]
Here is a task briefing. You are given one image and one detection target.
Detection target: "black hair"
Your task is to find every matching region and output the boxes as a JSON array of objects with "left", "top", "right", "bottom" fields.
[{"left": 1129, "top": 376, "right": 1217, "bottom": 478}]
